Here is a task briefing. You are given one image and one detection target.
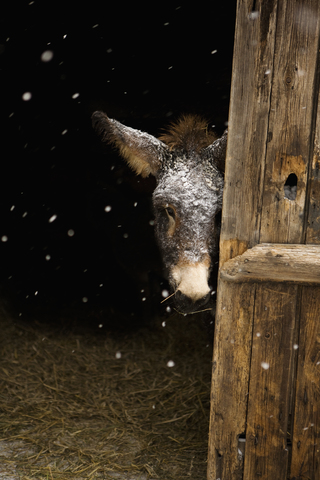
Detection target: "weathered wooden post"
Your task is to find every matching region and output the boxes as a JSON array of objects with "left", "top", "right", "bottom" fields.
[{"left": 207, "top": 1, "right": 320, "bottom": 479}]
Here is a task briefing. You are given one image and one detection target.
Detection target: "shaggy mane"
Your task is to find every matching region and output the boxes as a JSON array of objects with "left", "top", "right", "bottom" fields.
[{"left": 158, "top": 114, "right": 217, "bottom": 153}]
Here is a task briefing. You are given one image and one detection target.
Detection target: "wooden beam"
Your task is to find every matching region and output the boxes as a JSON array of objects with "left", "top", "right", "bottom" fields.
[{"left": 220, "top": 244, "right": 320, "bottom": 285}]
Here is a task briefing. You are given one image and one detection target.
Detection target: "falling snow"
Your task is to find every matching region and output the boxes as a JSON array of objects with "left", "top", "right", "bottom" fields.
[
  {"left": 22, "top": 92, "right": 32, "bottom": 101},
  {"left": 249, "top": 11, "right": 259, "bottom": 20},
  {"left": 40, "top": 50, "right": 54, "bottom": 62},
  {"left": 48, "top": 214, "right": 57, "bottom": 223}
]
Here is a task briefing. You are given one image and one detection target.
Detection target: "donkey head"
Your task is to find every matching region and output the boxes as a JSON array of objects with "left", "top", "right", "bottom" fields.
[{"left": 92, "top": 112, "right": 227, "bottom": 314}]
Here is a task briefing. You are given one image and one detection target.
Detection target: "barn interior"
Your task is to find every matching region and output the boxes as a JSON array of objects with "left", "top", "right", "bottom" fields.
[{"left": 0, "top": 2, "right": 236, "bottom": 479}]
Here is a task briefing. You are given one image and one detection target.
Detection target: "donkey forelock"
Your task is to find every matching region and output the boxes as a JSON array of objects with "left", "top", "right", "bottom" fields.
[{"left": 158, "top": 114, "right": 218, "bottom": 154}]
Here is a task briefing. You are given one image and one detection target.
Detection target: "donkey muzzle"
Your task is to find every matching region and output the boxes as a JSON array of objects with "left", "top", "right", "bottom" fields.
[{"left": 171, "top": 259, "right": 211, "bottom": 313}]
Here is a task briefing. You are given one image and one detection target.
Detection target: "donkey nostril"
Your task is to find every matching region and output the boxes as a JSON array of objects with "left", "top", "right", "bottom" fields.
[
  {"left": 175, "top": 290, "right": 192, "bottom": 308},
  {"left": 175, "top": 290, "right": 188, "bottom": 303},
  {"left": 175, "top": 290, "right": 211, "bottom": 311}
]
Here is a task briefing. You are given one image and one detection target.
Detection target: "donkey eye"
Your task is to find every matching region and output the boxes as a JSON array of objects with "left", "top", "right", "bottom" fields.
[
  {"left": 163, "top": 205, "right": 176, "bottom": 237},
  {"left": 166, "top": 207, "right": 175, "bottom": 219}
]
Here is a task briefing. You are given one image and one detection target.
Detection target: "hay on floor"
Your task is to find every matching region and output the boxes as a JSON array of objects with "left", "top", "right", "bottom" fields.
[{"left": 0, "top": 304, "right": 213, "bottom": 480}]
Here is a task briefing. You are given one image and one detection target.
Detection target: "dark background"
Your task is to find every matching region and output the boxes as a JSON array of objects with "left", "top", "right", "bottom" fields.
[{"left": 0, "top": 1, "right": 236, "bottom": 326}]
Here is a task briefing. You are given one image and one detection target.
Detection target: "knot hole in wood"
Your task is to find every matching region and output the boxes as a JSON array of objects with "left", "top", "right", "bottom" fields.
[{"left": 284, "top": 173, "right": 297, "bottom": 200}]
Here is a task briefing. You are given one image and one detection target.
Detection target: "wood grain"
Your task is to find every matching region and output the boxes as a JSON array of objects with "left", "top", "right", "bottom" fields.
[
  {"left": 220, "top": 243, "right": 320, "bottom": 285},
  {"left": 290, "top": 286, "right": 320, "bottom": 480},
  {"left": 243, "top": 283, "right": 298, "bottom": 479},
  {"left": 219, "top": 0, "right": 278, "bottom": 266},
  {"left": 306, "top": 57, "right": 320, "bottom": 245},
  {"left": 259, "top": 1, "right": 320, "bottom": 244},
  {"left": 208, "top": 281, "right": 255, "bottom": 480}
]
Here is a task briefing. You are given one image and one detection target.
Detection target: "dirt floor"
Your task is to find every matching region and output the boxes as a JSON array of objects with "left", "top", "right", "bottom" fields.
[{"left": 0, "top": 302, "right": 213, "bottom": 480}]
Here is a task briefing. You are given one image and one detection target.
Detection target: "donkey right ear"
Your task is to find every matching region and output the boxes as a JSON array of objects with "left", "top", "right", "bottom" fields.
[
  {"left": 203, "top": 128, "right": 228, "bottom": 173},
  {"left": 92, "top": 111, "right": 169, "bottom": 178}
]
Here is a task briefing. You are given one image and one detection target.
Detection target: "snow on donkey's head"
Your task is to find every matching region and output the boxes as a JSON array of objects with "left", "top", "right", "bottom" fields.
[{"left": 92, "top": 112, "right": 227, "bottom": 314}]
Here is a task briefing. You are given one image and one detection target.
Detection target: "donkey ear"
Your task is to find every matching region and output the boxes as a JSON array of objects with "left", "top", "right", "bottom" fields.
[
  {"left": 92, "top": 111, "right": 168, "bottom": 178},
  {"left": 203, "top": 129, "right": 228, "bottom": 173}
]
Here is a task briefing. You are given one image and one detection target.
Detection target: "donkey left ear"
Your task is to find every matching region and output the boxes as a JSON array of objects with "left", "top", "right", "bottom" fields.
[
  {"left": 92, "top": 111, "right": 169, "bottom": 178},
  {"left": 203, "top": 129, "right": 228, "bottom": 173}
]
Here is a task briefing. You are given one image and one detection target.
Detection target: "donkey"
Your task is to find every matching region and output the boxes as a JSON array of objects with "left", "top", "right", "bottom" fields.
[{"left": 92, "top": 112, "right": 227, "bottom": 314}]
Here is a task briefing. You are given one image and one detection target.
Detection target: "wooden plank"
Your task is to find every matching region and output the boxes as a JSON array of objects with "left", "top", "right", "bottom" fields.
[
  {"left": 243, "top": 283, "right": 298, "bottom": 479},
  {"left": 306, "top": 146, "right": 320, "bottom": 244},
  {"left": 219, "top": 0, "right": 278, "bottom": 266},
  {"left": 290, "top": 286, "right": 320, "bottom": 480},
  {"left": 220, "top": 244, "right": 320, "bottom": 285},
  {"left": 306, "top": 72, "right": 320, "bottom": 245},
  {"left": 259, "top": 0, "right": 320, "bottom": 244},
  {"left": 208, "top": 281, "right": 255, "bottom": 480}
]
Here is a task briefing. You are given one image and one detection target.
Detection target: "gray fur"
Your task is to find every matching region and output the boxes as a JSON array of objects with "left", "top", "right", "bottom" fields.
[{"left": 92, "top": 112, "right": 227, "bottom": 313}]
